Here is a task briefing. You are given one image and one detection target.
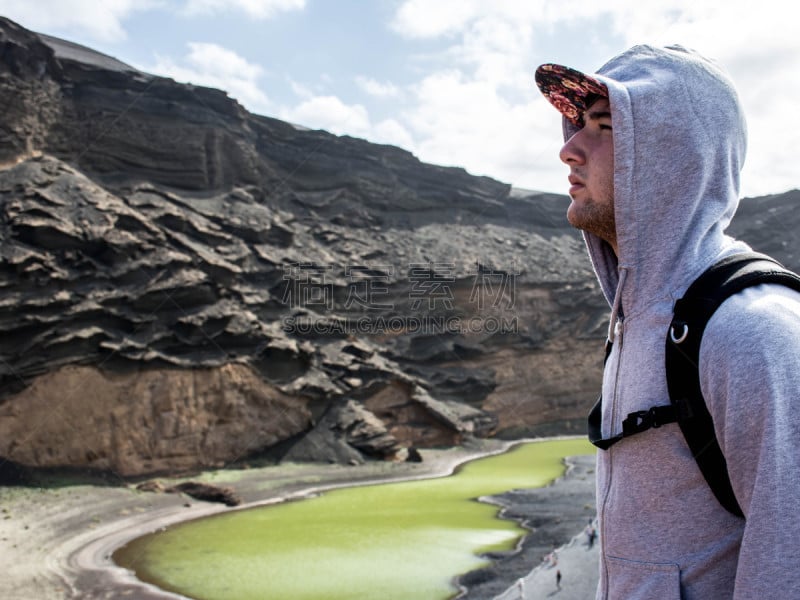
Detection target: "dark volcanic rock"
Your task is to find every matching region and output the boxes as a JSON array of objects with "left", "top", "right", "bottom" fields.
[
  {"left": 280, "top": 398, "right": 404, "bottom": 465},
  {"left": 137, "top": 478, "right": 243, "bottom": 507},
  {"left": 165, "top": 481, "right": 242, "bottom": 507},
  {"left": 0, "top": 17, "right": 796, "bottom": 477}
]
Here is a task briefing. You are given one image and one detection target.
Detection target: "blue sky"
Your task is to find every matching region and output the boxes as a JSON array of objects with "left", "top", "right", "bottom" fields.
[{"left": 1, "top": 0, "right": 796, "bottom": 197}]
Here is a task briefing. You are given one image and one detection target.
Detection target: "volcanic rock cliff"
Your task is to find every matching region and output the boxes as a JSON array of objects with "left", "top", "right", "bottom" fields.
[{"left": 0, "top": 17, "right": 797, "bottom": 478}]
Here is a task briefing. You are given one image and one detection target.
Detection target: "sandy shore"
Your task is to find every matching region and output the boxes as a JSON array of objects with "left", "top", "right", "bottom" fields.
[{"left": 0, "top": 438, "right": 598, "bottom": 600}]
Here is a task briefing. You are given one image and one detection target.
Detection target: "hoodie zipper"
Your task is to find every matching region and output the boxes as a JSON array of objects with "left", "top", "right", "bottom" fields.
[
  {"left": 599, "top": 315, "right": 624, "bottom": 599},
  {"left": 597, "top": 267, "right": 629, "bottom": 598}
]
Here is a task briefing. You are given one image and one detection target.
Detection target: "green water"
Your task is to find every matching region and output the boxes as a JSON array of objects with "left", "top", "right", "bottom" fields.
[{"left": 115, "top": 438, "right": 594, "bottom": 600}]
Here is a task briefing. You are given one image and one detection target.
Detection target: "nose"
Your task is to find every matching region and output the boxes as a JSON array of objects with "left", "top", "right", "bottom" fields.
[{"left": 559, "top": 130, "right": 585, "bottom": 165}]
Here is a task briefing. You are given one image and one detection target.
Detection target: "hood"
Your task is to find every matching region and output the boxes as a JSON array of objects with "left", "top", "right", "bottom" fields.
[{"left": 564, "top": 45, "right": 749, "bottom": 328}]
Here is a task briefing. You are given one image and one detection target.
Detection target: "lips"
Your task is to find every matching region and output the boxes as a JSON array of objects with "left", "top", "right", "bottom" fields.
[{"left": 568, "top": 175, "right": 585, "bottom": 196}]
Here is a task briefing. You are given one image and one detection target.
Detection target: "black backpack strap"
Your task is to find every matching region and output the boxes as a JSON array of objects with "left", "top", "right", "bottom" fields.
[
  {"left": 587, "top": 340, "right": 617, "bottom": 449},
  {"left": 666, "top": 252, "right": 800, "bottom": 518},
  {"left": 589, "top": 339, "right": 683, "bottom": 450}
]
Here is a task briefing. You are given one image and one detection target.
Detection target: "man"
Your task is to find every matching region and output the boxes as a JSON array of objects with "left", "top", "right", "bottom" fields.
[{"left": 535, "top": 45, "right": 800, "bottom": 598}]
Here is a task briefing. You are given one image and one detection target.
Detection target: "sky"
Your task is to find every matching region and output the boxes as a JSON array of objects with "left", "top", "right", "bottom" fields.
[{"left": 0, "top": 0, "right": 797, "bottom": 198}]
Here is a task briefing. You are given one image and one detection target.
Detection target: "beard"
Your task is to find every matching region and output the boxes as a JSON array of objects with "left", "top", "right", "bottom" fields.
[
  {"left": 567, "top": 193, "right": 616, "bottom": 251},
  {"left": 566, "top": 167, "right": 616, "bottom": 250}
]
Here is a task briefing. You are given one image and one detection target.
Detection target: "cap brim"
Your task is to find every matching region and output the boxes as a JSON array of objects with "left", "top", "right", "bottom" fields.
[{"left": 535, "top": 63, "right": 608, "bottom": 127}]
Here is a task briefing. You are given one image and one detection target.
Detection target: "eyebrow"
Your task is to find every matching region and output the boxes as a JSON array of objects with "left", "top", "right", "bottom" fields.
[{"left": 585, "top": 109, "right": 612, "bottom": 121}]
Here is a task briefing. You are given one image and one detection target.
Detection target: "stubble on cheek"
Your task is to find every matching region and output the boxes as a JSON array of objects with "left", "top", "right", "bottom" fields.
[{"left": 566, "top": 196, "right": 616, "bottom": 245}]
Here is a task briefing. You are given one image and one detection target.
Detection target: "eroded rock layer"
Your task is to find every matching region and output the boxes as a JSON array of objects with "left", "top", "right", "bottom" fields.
[{"left": 0, "top": 17, "right": 797, "bottom": 477}]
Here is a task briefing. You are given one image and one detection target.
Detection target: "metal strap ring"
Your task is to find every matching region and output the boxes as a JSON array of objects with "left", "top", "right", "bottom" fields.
[{"left": 670, "top": 323, "right": 689, "bottom": 344}]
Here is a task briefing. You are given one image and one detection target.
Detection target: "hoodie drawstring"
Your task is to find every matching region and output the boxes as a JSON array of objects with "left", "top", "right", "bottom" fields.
[{"left": 607, "top": 266, "right": 629, "bottom": 343}]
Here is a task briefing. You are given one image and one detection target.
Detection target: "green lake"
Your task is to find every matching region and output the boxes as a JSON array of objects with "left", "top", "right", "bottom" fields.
[{"left": 115, "top": 438, "right": 594, "bottom": 600}]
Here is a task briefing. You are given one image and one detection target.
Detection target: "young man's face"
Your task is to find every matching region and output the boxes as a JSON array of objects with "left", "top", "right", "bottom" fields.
[{"left": 558, "top": 97, "right": 617, "bottom": 254}]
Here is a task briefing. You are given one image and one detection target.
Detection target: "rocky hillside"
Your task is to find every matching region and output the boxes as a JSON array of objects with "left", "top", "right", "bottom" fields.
[{"left": 0, "top": 17, "right": 796, "bottom": 478}]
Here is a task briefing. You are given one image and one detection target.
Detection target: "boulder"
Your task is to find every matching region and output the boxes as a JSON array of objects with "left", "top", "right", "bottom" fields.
[{"left": 165, "top": 481, "right": 242, "bottom": 507}]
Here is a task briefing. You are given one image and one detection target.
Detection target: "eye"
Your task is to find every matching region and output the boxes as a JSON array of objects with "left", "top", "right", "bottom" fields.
[{"left": 599, "top": 123, "right": 613, "bottom": 131}]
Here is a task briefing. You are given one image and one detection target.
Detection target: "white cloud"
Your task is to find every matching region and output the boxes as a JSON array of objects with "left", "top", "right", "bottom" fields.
[
  {"left": 148, "top": 42, "right": 271, "bottom": 115},
  {"left": 0, "top": 0, "right": 154, "bottom": 42},
  {"left": 372, "top": 118, "right": 415, "bottom": 150},
  {"left": 0, "top": 0, "right": 308, "bottom": 42},
  {"left": 280, "top": 96, "right": 371, "bottom": 136},
  {"left": 388, "top": 0, "right": 800, "bottom": 196},
  {"left": 288, "top": 79, "right": 315, "bottom": 100},
  {"left": 402, "top": 69, "right": 564, "bottom": 191},
  {"left": 390, "top": 0, "right": 482, "bottom": 38},
  {"left": 355, "top": 76, "right": 400, "bottom": 98},
  {"left": 448, "top": 14, "right": 534, "bottom": 90},
  {"left": 181, "top": 0, "right": 305, "bottom": 19},
  {"left": 279, "top": 95, "right": 415, "bottom": 151},
  {"left": 7, "top": 0, "right": 794, "bottom": 197}
]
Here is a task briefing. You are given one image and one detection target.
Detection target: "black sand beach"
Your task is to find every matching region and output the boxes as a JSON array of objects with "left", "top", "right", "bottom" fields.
[{"left": 457, "top": 454, "right": 597, "bottom": 599}]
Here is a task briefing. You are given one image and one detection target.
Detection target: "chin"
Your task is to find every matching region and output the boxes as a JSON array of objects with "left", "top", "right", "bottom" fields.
[{"left": 565, "top": 203, "right": 582, "bottom": 229}]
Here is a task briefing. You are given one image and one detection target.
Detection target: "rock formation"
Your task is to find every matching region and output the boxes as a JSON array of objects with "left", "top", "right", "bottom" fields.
[
  {"left": 136, "top": 479, "right": 242, "bottom": 506},
  {"left": 0, "top": 17, "right": 797, "bottom": 478}
]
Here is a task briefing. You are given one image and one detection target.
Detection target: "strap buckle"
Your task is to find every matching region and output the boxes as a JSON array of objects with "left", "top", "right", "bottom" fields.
[{"left": 622, "top": 406, "right": 674, "bottom": 436}]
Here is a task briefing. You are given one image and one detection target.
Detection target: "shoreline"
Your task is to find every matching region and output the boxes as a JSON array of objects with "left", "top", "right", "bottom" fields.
[
  {"left": 0, "top": 437, "right": 596, "bottom": 600},
  {"left": 458, "top": 454, "right": 598, "bottom": 599}
]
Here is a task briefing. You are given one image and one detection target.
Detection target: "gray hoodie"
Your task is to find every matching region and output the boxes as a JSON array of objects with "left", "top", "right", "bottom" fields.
[{"left": 569, "top": 45, "right": 800, "bottom": 598}]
